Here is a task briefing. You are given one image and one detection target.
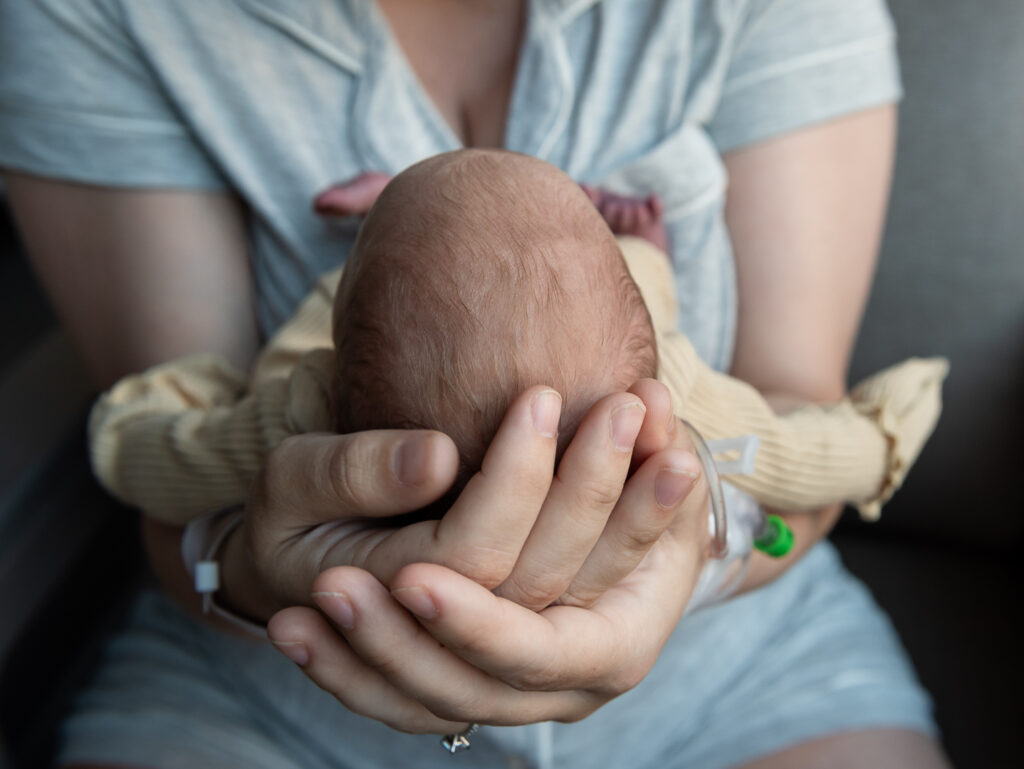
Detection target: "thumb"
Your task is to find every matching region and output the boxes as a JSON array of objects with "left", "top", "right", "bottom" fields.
[{"left": 253, "top": 430, "right": 459, "bottom": 530}]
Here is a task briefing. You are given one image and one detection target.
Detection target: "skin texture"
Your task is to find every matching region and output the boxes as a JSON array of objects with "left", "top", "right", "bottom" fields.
[
  {"left": 6, "top": 173, "right": 711, "bottom": 726},
  {"left": 6, "top": 0, "right": 950, "bottom": 764},
  {"left": 375, "top": 0, "right": 524, "bottom": 147},
  {"left": 331, "top": 150, "right": 660, "bottom": 486},
  {"left": 725, "top": 106, "right": 902, "bottom": 593}
]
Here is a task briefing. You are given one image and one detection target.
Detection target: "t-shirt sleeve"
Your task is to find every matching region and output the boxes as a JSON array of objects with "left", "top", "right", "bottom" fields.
[
  {"left": 707, "top": 0, "right": 902, "bottom": 153},
  {"left": 0, "top": 0, "right": 227, "bottom": 188}
]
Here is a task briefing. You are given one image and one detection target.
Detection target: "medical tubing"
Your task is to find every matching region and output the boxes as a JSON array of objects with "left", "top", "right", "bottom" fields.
[{"left": 679, "top": 419, "right": 728, "bottom": 558}]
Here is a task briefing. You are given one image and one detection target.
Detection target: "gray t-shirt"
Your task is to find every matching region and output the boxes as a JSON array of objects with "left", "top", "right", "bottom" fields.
[
  {"left": 2, "top": 4, "right": 932, "bottom": 768},
  {"left": 0, "top": 0, "right": 900, "bottom": 374}
]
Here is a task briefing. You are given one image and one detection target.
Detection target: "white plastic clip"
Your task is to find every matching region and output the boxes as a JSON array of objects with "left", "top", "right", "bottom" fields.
[{"left": 194, "top": 560, "right": 220, "bottom": 594}]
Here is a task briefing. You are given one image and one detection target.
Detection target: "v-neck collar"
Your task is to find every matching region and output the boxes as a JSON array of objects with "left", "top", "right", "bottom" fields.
[
  {"left": 355, "top": 0, "right": 578, "bottom": 166},
  {"left": 362, "top": 0, "right": 466, "bottom": 151}
]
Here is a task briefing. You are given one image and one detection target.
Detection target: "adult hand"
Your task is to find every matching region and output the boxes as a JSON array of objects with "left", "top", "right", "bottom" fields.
[
  {"left": 222, "top": 380, "right": 699, "bottom": 621},
  {"left": 264, "top": 407, "right": 708, "bottom": 733}
]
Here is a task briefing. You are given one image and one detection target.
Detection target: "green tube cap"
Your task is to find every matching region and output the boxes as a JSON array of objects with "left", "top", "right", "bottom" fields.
[{"left": 754, "top": 514, "right": 795, "bottom": 558}]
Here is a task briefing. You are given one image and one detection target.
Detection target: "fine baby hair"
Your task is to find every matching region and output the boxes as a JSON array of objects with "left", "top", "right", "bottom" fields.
[{"left": 332, "top": 150, "right": 657, "bottom": 491}]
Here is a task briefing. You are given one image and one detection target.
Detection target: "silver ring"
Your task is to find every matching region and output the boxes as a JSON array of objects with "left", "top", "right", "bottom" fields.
[{"left": 440, "top": 723, "right": 479, "bottom": 754}]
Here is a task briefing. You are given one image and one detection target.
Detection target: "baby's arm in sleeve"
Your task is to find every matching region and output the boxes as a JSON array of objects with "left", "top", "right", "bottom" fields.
[
  {"left": 621, "top": 236, "right": 947, "bottom": 521},
  {"left": 89, "top": 269, "right": 341, "bottom": 524},
  {"left": 95, "top": 236, "right": 946, "bottom": 527}
]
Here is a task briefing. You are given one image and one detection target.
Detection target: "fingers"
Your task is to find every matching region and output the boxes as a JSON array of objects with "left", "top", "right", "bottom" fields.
[
  {"left": 390, "top": 544, "right": 702, "bottom": 699},
  {"left": 558, "top": 446, "right": 702, "bottom": 608},
  {"left": 493, "top": 391, "right": 645, "bottom": 610},
  {"left": 266, "top": 606, "right": 465, "bottom": 734},
  {"left": 305, "top": 567, "right": 599, "bottom": 725},
  {"left": 253, "top": 430, "right": 459, "bottom": 532},
  {"left": 628, "top": 379, "right": 676, "bottom": 466},
  {"left": 554, "top": 380, "right": 697, "bottom": 607},
  {"left": 393, "top": 564, "right": 625, "bottom": 691},
  {"left": 355, "top": 386, "right": 561, "bottom": 588},
  {"left": 492, "top": 379, "right": 682, "bottom": 610},
  {"left": 246, "top": 430, "right": 458, "bottom": 605}
]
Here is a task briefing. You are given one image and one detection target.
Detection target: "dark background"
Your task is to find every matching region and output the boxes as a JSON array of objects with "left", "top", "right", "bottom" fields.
[{"left": 1, "top": 0, "right": 1022, "bottom": 766}]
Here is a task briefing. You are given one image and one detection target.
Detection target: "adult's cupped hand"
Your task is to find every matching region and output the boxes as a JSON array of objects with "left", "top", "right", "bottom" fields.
[{"left": 249, "top": 379, "right": 709, "bottom": 733}]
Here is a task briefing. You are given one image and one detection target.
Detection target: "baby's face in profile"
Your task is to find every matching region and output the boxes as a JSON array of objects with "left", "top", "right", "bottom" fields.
[{"left": 331, "top": 149, "right": 656, "bottom": 487}]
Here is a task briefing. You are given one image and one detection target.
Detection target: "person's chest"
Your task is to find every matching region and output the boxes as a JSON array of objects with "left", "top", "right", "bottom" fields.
[
  {"left": 375, "top": 0, "right": 526, "bottom": 148},
  {"left": 128, "top": 0, "right": 731, "bottom": 207},
  {"left": 120, "top": 0, "right": 738, "bottom": 344}
]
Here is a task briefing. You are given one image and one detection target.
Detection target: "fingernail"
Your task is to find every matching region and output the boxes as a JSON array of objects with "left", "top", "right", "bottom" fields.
[
  {"left": 312, "top": 591, "right": 356, "bottom": 631},
  {"left": 392, "top": 437, "right": 431, "bottom": 486},
  {"left": 655, "top": 467, "right": 698, "bottom": 508},
  {"left": 531, "top": 390, "right": 562, "bottom": 438},
  {"left": 611, "top": 402, "right": 646, "bottom": 452},
  {"left": 272, "top": 640, "right": 309, "bottom": 666},
  {"left": 391, "top": 586, "right": 438, "bottom": 620}
]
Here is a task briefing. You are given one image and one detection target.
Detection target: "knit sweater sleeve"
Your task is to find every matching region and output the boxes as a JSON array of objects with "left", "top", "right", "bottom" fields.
[
  {"left": 621, "top": 236, "right": 947, "bottom": 520},
  {"left": 87, "top": 269, "right": 340, "bottom": 524}
]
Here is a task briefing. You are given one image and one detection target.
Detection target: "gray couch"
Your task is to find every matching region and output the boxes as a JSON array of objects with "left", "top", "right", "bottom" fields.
[
  {"left": 1, "top": 0, "right": 1021, "bottom": 765},
  {"left": 840, "top": 1, "right": 1024, "bottom": 766}
]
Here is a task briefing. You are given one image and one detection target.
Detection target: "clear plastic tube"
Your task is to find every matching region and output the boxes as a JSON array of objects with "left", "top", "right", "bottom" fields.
[
  {"left": 680, "top": 419, "right": 795, "bottom": 611},
  {"left": 679, "top": 419, "right": 730, "bottom": 558},
  {"left": 679, "top": 419, "right": 769, "bottom": 610},
  {"left": 686, "top": 481, "right": 764, "bottom": 611}
]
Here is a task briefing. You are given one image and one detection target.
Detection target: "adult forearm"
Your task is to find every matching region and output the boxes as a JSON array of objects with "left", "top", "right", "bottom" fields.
[
  {"left": 736, "top": 503, "right": 843, "bottom": 593},
  {"left": 718, "top": 107, "right": 898, "bottom": 595}
]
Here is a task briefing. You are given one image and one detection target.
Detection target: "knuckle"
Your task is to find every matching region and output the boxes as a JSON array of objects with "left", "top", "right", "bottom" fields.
[
  {"left": 440, "top": 620, "right": 496, "bottom": 662},
  {"left": 507, "top": 660, "right": 562, "bottom": 692},
  {"left": 571, "top": 476, "right": 622, "bottom": 512},
  {"left": 617, "top": 510, "right": 670, "bottom": 552},
  {"left": 499, "top": 572, "right": 562, "bottom": 612},
  {"left": 443, "top": 547, "right": 515, "bottom": 589},
  {"left": 327, "top": 437, "right": 378, "bottom": 512},
  {"left": 426, "top": 692, "right": 484, "bottom": 724},
  {"left": 516, "top": 469, "right": 556, "bottom": 506},
  {"left": 362, "top": 639, "right": 410, "bottom": 681},
  {"left": 556, "top": 585, "right": 600, "bottom": 609}
]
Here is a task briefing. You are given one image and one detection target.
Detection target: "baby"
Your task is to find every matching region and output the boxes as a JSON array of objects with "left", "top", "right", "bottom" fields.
[
  {"left": 89, "top": 149, "right": 947, "bottom": 530},
  {"left": 331, "top": 150, "right": 657, "bottom": 497}
]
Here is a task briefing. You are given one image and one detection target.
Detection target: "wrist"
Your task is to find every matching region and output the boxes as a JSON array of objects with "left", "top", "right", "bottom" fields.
[
  {"left": 736, "top": 502, "right": 842, "bottom": 592},
  {"left": 142, "top": 515, "right": 267, "bottom": 636},
  {"left": 217, "top": 513, "right": 282, "bottom": 626}
]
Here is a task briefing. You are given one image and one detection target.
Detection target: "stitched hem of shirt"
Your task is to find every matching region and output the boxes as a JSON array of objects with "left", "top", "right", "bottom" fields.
[
  {"left": 0, "top": 105, "right": 229, "bottom": 189},
  {"left": 722, "top": 33, "right": 897, "bottom": 98},
  {"left": 0, "top": 96, "right": 190, "bottom": 136},
  {"left": 708, "top": 38, "right": 902, "bottom": 153}
]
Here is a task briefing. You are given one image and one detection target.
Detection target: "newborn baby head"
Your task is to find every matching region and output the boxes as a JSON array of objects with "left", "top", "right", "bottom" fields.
[{"left": 332, "top": 149, "right": 657, "bottom": 493}]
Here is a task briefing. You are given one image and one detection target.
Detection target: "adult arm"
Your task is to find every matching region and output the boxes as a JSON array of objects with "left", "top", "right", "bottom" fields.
[
  {"left": 4, "top": 173, "right": 262, "bottom": 620},
  {"left": 722, "top": 104, "right": 898, "bottom": 590}
]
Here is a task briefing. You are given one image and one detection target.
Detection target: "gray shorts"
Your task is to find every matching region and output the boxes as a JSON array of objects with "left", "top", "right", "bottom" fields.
[{"left": 59, "top": 542, "right": 935, "bottom": 769}]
